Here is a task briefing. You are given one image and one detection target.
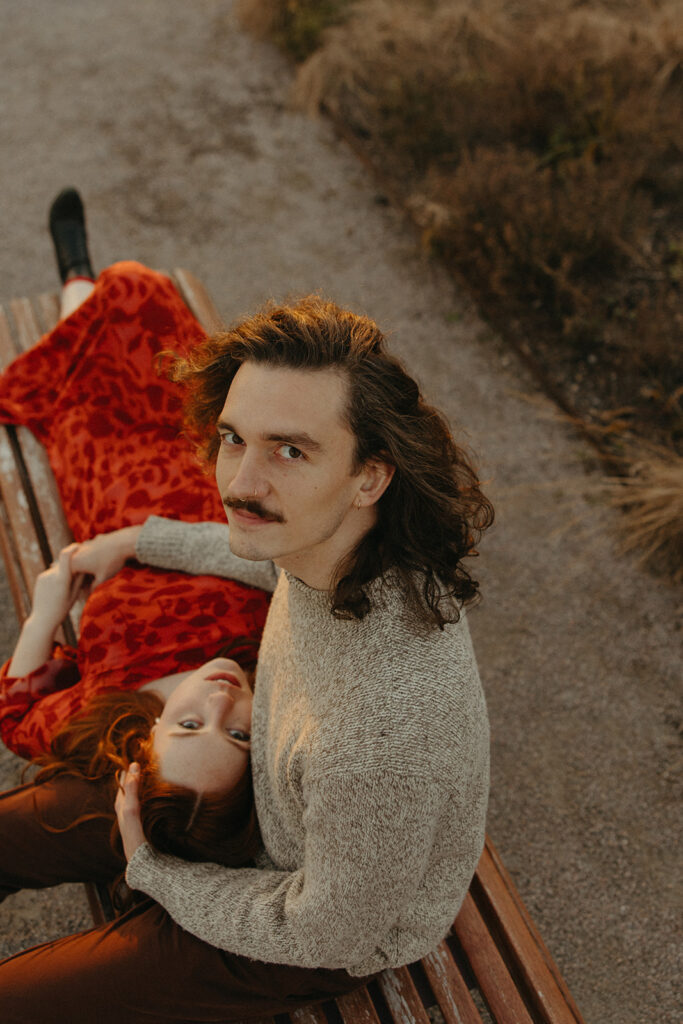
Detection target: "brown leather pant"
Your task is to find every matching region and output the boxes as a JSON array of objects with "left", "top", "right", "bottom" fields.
[{"left": 0, "top": 776, "right": 368, "bottom": 1023}]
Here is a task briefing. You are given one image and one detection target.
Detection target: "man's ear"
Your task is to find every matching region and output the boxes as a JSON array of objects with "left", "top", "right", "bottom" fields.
[{"left": 357, "top": 458, "right": 395, "bottom": 508}]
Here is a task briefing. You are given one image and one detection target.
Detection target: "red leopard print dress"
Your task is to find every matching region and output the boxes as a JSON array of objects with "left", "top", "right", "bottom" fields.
[{"left": 0, "top": 262, "right": 270, "bottom": 758}]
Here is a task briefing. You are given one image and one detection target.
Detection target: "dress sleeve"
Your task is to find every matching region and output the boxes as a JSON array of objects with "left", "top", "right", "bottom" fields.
[
  {"left": 0, "top": 646, "right": 80, "bottom": 757},
  {"left": 136, "top": 515, "right": 278, "bottom": 593},
  {"left": 126, "top": 771, "right": 460, "bottom": 973}
]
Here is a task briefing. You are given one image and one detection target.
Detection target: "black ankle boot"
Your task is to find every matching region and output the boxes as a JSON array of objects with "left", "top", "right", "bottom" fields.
[{"left": 48, "top": 188, "right": 95, "bottom": 284}]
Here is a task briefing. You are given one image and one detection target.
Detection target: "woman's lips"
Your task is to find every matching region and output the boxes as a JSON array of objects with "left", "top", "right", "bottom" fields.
[{"left": 206, "top": 671, "right": 243, "bottom": 690}]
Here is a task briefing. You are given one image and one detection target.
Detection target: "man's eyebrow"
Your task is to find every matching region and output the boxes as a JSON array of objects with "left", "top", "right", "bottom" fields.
[
  {"left": 264, "top": 431, "right": 323, "bottom": 454},
  {"left": 216, "top": 420, "right": 324, "bottom": 454}
]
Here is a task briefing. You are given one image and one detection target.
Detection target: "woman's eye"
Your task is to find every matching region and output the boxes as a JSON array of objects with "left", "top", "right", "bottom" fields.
[
  {"left": 227, "top": 728, "right": 251, "bottom": 743},
  {"left": 277, "top": 444, "right": 303, "bottom": 461},
  {"left": 179, "top": 720, "right": 201, "bottom": 730}
]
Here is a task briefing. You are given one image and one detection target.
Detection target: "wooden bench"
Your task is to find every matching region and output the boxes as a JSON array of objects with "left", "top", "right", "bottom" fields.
[{"left": 0, "top": 274, "right": 587, "bottom": 1024}]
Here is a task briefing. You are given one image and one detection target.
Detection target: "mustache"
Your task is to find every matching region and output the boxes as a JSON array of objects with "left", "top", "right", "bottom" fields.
[{"left": 223, "top": 497, "right": 285, "bottom": 523}]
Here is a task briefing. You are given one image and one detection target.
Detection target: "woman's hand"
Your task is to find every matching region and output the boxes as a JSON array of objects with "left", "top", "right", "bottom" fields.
[
  {"left": 31, "top": 543, "right": 86, "bottom": 630},
  {"left": 115, "top": 763, "right": 147, "bottom": 862},
  {"left": 71, "top": 524, "right": 143, "bottom": 587},
  {"left": 8, "top": 544, "right": 85, "bottom": 676}
]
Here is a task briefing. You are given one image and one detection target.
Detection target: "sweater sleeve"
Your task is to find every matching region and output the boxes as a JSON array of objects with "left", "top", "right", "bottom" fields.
[
  {"left": 126, "top": 770, "right": 461, "bottom": 973},
  {"left": 136, "top": 515, "right": 278, "bottom": 592}
]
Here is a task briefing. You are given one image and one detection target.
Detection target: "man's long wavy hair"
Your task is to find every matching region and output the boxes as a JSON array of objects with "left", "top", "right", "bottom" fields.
[
  {"left": 31, "top": 690, "right": 258, "bottom": 867},
  {"left": 173, "top": 295, "right": 494, "bottom": 629}
]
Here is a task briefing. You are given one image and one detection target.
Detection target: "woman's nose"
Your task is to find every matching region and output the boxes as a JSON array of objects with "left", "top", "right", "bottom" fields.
[{"left": 206, "top": 688, "right": 236, "bottom": 725}]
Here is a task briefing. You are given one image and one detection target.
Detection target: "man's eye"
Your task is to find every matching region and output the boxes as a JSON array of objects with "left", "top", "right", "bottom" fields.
[
  {"left": 179, "top": 720, "right": 201, "bottom": 730},
  {"left": 227, "top": 728, "right": 251, "bottom": 743},
  {"left": 219, "top": 430, "right": 244, "bottom": 447},
  {"left": 277, "top": 444, "right": 304, "bottom": 461}
]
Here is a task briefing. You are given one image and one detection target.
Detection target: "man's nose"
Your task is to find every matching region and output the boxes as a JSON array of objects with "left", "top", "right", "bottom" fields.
[{"left": 227, "top": 452, "right": 267, "bottom": 500}]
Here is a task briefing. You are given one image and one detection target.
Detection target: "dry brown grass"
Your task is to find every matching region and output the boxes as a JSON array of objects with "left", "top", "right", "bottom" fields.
[
  {"left": 286, "top": 2, "right": 681, "bottom": 421},
  {"left": 237, "top": 0, "right": 355, "bottom": 61},
  {"left": 604, "top": 443, "right": 683, "bottom": 579}
]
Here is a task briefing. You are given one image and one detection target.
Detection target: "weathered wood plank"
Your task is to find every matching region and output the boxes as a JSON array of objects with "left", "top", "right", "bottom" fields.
[
  {"left": 422, "top": 940, "right": 484, "bottom": 1024},
  {"left": 1, "top": 298, "right": 80, "bottom": 640},
  {"left": 292, "top": 1004, "right": 328, "bottom": 1024},
  {"left": 473, "top": 841, "right": 585, "bottom": 1024},
  {"left": 36, "top": 291, "right": 61, "bottom": 332},
  {"left": 337, "top": 986, "right": 382, "bottom": 1024},
  {"left": 454, "top": 892, "right": 534, "bottom": 1024},
  {"left": 9, "top": 296, "right": 41, "bottom": 353},
  {"left": 0, "top": 304, "right": 20, "bottom": 362},
  {"left": 378, "top": 965, "right": 432, "bottom": 1024},
  {"left": 172, "top": 267, "right": 224, "bottom": 333},
  {"left": 0, "top": 302, "right": 43, "bottom": 615},
  {"left": 0, "top": 428, "right": 47, "bottom": 598},
  {"left": 0, "top": 494, "right": 30, "bottom": 621}
]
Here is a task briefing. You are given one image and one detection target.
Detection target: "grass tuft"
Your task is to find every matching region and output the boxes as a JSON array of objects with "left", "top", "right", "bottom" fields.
[{"left": 604, "top": 444, "right": 683, "bottom": 579}]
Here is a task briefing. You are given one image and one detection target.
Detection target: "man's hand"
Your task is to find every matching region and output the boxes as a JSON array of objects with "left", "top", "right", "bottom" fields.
[
  {"left": 71, "top": 524, "right": 143, "bottom": 587},
  {"left": 115, "top": 763, "right": 146, "bottom": 862}
]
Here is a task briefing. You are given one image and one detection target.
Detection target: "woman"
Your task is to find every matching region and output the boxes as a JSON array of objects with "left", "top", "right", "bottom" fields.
[
  {"left": 6, "top": 538, "right": 258, "bottom": 879},
  {"left": 2, "top": 654, "right": 259, "bottom": 914},
  {"left": 0, "top": 188, "right": 270, "bottom": 758},
  {"left": 0, "top": 185, "right": 265, "bottom": 914}
]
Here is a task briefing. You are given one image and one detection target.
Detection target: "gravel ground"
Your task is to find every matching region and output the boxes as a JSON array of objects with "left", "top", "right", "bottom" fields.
[{"left": 0, "top": 2, "right": 681, "bottom": 1021}]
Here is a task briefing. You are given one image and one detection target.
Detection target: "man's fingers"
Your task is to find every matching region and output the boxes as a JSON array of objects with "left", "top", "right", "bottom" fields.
[
  {"left": 115, "top": 763, "right": 146, "bottom": 863},
  {"left": 120, "top": 763, "right": 140, "bottom": 798}
]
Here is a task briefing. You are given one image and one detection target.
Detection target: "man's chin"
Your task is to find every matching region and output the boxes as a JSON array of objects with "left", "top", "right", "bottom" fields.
[{"left": 227, "top": 523, "right": 274, "bottom": 562}]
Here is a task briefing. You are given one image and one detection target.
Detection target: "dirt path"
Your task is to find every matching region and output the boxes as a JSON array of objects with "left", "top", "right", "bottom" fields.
[{"left": 0, "top": 3, "right": 680, "bottom": 1020}]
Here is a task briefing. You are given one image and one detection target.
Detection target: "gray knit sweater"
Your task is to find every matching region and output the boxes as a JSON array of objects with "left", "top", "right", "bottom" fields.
[{"left": 127, "top": 516, "right": 489, "bottom": 976}]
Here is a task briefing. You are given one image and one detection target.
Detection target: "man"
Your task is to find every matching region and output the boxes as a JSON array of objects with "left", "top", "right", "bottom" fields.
[{"left": 63, "top": 296, "right": 493, "bottom": 1017}]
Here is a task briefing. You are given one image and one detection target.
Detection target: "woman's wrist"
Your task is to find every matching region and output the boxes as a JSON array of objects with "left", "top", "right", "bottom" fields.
[{"left": 8, "top": 615, "right": 57, "bottom": 677}]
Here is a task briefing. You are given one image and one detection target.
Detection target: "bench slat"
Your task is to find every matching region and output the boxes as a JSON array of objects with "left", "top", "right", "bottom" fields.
[
  {"left": 0, "top": 493, "right": 31, "bottom": 620},
  {"left": 0, "top": 428, "right": 47, "bottom": 606},
  {"left": 173, "top": 267, "right": 223, "bottom": 333},
  {"left": 422, "top": 940, "right": 484, "bottom": 1024},
  {"left": 37, "top": 291, "right": 61, "bottom": 333},
  {"left": 16, "top": 426, "right": 73, "bottom": 557},
  {"left": 1, "top": 297, "right": 81, "bottom": 641},
  {"left": 473, "top": 842, "right": 584, "bottom": 1024},
  {"left": 378, "top": 965, "right": 432, "bottom": 1024},
  {"left": 0, "top": 305, "right": 21, "bottom": 362},
  {"left": 454, "top": 893, "right": 534, "bottom": 1024},
  {"left": 9, "top": 296, "right": 43, "bottom": 353},
  {"left": 292, "top": 1004, "right": 329, "bottom": 1024},
  {"left": 337, "top": 986, "right": 383, "bottom": 1024},
  {"left": 0, "top": 305, "right": 44, "bottom": 618}
]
